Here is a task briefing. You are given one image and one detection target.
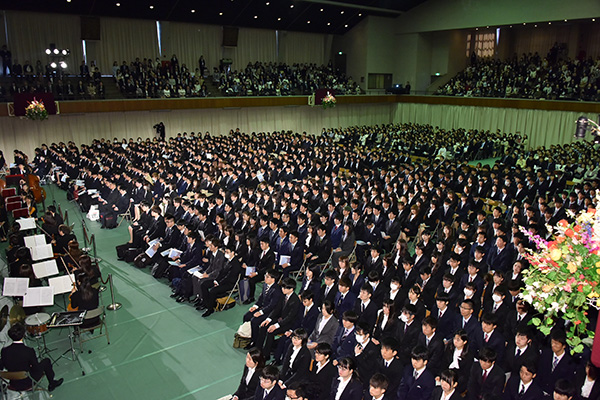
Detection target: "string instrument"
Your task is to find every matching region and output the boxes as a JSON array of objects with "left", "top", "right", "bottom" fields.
[
  {"left": 28, "top": 173, "right": 46, "bottom": 206},
  {"left": 0, "top": 178, "right": 6, "bottom": 192}
]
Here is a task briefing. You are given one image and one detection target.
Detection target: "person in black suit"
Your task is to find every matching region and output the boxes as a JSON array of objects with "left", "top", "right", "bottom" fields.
[
  {"left": 377, "top": 337, "right": 404, "bottom": 397},
  {"left": 373, "top": 299, "right": 398, "bottom": 343},
  {"left": 245, "top": 238, "right": 276, "bottom": 303},
  {"left": 352, "top": 322, "right": 380, "bottom": 390},
  {"left": 367, "top": 372, "right": 391, "bottom": 400},
  {"left": 232, "top": 348, "right": 264, "bottom": 400},
  {"left": 396, "top": 345, "right": 435, "bottom": 400},
  {"left": 503, "top": 300, "right": 535, "bottom": 341},
  {"left": 329, "top": 357, "right": 364, "bottom": 400},
  {"left": 474, "top": 313, "right": 506, "bottom": 366},
  {"left": 455, "top": 299, "right": 482, "bottom": 345},
  {"left": 503, "top": 361, "right": 545, "bottom": 400},
  {"left": 535, "top": 330, "right": 576, "bottom": 395},
  {"left": 487, "top": 235, "right": 514, "bottom": 274},
  {"left": 353, "top": 283, "right": 378, "bottom": 328},
  {"left": 395, "top": 304, "right": 421, "bottom": 366},
  {"left": 305, "top": 224, "right": 331, "bottom": 267},
  {"left": 198, "top": 245, "right": 242, "bottom": 317},
  {"left": 332, "top": 311, "right": 358, "bottom": 359},
  {"left": 440, "top": 329, "right": 474, "bottom": 394},
  {"left": 503, "top": 327, "right": 539, "bottom": 375},
  {"left": 309, "top": 343, "right": 337, "bottom": 400},
  {"left": 244, "top": 270, "right": 283, "bottom": 348},
  {"left": 0, "top": 324, "right": 64, "bottom": 392},
  {"left": 253, "top": 365, "right": 285, "bottom": 400},
  {"left": 334, "top": 276, "right": 357, "bottom": 319},
  {"left": 280, "top": 230, "right": 304, "bottom": 278},
  {"left": 553, "top": 379, "right": 576, "bottom": 400},
  {"left": 431, "top": 369, "right": 462, "bottom": 400},
  {"left": 466, "top": 347, "right": 505, "bottom": 400},
  {"left": 256, "top": 277, "right": 301, "bottom": 360},
  {"left": 318, "top": 269, "right": 339, "bottom": 308},
  {"left": 482, "top": 286, "right": 511, "bottom": 331},
  {"left": 574, "top": 361, "right": 600, "bottom": 400},
  {"left": 431, "top": 293, "right": 456, "bottom": 341},
  {"left": 416, "top": 316, "right": 444, "bottom": 376},
  {"left": 280, "top": 328, "right": 312, "bottom": 386}
]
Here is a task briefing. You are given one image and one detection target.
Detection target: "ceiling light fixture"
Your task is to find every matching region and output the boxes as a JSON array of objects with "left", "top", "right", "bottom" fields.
[
  {"left": 564, "top": 19, "right": 568, "bottom": 22},
  {"left": 254, "top": 15, "right": 258, "bottom": 19},
  {"left": 191, "top": 9, "right": 195, "bottom": 13},
  {"left": 548, "top": 22, "right": 551, "bottom": 24},
  {"left": 290, "top": 4, "right": 294, "bottom": 8},
  {"left": 344, "top": 24, "right": 348, "bottom": 27},
  {"left": 307, "top": 20, "right": 310, "bottom": 23},
  {"left": 320, "top": 8, "right": 324, "bottom": 11},
  {"left": 593, "top": 18, "right": 596, "bottom": 22},
  {"left": 277, "top": 17, "right": 281, "bottom": 20},
  {"left": 358, "top": 13, "right": 362, "bottom": 16},
  {"left": 340, "top": 11, "right": 344, "bottom": 14},
  {"left": 219, "top": 12, "right": 223, "bottom": 15},
  {"left": 149, "top": 5, "right": 154, "bottom": 9},
  {"left": 327, "top": 22, "right": 331, "bottom": 25},
  {"left": 266, "top": 1, "right": 270, "bottom": 4},
  {"left": 116, "top": 2, "right": 120, "bottom": 5}
]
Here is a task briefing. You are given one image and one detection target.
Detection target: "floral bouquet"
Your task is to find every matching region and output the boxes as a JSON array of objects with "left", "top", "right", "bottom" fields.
[
  {"left": 521, "top": 194, "right": 600, "bottom": 354},
  {"left": 25, "top": 98, "right": 48, "bottom": 121},
  {"left": 321, "top": 92, "right": 336, "bottom": 109}
]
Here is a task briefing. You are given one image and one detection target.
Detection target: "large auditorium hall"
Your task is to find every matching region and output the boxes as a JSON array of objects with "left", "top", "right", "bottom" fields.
[{"left": 1, "top": 1, "right": 600, "bottom": 399}]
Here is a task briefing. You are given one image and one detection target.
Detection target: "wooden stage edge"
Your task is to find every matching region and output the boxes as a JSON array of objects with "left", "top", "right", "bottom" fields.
[{"left": 2, "top": 95, "right": 600, "bottom": 117}]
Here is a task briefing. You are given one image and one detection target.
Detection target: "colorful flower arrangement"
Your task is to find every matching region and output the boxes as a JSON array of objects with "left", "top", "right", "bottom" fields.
[
  {"left": 521, "top": 194, "right": 600, "bottom": 354},
  {"left": 25, "top": 98, "right": 48, "bottom": 121},
  {"left": 321, "top": 92, "right": 336, "bottom": 109}
]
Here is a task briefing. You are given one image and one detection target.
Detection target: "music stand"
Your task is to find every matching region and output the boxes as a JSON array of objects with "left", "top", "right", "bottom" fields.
[{"left": 49, "top": 311, "right": 87, "bottom": 375}]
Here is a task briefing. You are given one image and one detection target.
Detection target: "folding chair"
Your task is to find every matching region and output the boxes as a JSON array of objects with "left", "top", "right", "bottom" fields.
[
  {"left": 76, "top": 306, "right": 110, "bottom": 353},
  {"left": 0, "top": 370, "right": 49, "bottom": 399},
  {"left": 290, "top": 258, "right": 307, "bottom": 281},
  {"left": 216, "top": 276, "right": 241, "bottom": 312},
  {"left": 117, "top": 203, "right": 132, "bottom": 227}
]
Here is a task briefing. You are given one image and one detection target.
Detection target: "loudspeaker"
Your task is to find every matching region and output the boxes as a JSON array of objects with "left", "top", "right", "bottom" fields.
[
  {"left": 222, "top": 26, "right": 239, "bottom": 47},
  {"left": 81, "top": 16, "right": 101, "bottom": 41}
]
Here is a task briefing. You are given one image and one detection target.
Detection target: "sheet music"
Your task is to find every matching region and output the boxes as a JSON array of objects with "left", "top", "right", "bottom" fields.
[
  {"left": 2, "top": 277, "right": 29, "bottom": 296},
  {"left": 32, "top": 259, "right": 60, "bottom": 278},
  {"left": 24, "top": 234, "right": 47, "bottom": 249},
  {"left": 48, "top": 275, "right": 75, "bottom": 294},
  {"left": 31, "top": 244, "right": 54, "bottom": 261},
  {"left": 23, "top": 287, "right": 54, "bottom": 307},
  {"left": 17, "top": 217, "right": 36, "bottom": 230},
  {"left": 279, "top": 255, "right": 291, "bottom": 266}
]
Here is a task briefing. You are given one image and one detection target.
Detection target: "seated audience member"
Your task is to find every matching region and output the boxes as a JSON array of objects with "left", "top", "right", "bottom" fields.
[
  {"left": 574, "top": 361, "right": 600, "bottom": 400},
  {"left": 329, "top": 357, "right": 363, "bottom": 400},
  {"left": 319, "top": 269, "right": 338, "bottom": 308},
  {"left": 243, "top": 270, "right": 283, "bottom": 348},
  {"left": 553, "top": 379, "right": 576, "bottom": 400},
  {"left": 279, "top": 328, "right": 311, "bottom": 387},
  {"left": 396, "top": 304, "right": 421, "bottom": 366},
  {"left": 466, "top": 347, "right": 505, "bottom": 400},
  {"left": 332, "top": 311, "right": 358, "bottom": 359},
  {"left": 352, "top": 321, "right": 379, "bottom": 389},
  {"left": 0, "top": 324, "right": 64, "bottom": 392},
  {"left": 284, "top": 383, "right": 308, "bottom": 400},
  {"left": 372, "top": 299, "right": 398, "bottom": 344},
  {"left": 503, "top": 327, "right": 539, "bottom": 375},
  {"left": 377, "top": 337, "right": 404, "bottom": 397},
  {"left": 503, "top": 361, "right": 545, "bottom": 400},
  {"left": 334, "top": 276, "right": 357, "bottom": 318},
  {"left": 232, "top": 348, "right": 264, "bottom": 400},
  {"left": 535, "top": 329, "right": 576, "bottom": 395},
  {"left": 197, "top": 245, "right": 241, "bottom": 317},
  {"left": 431, "top": 369, "right": 461, "bottom": 400},
  {"left": 441, "top": 329, "right": 474, "bottom": 394},
  {"left": 244, "top": 238, "right": 275, "bottom": 304},
  {"left": 474, "top": 313, "right": 506, "bottom": 365},
  {"left": 416, "top": 316, "right": 444, "bottom": 376},
  {"left": 353, "top": 283, "right": 378, "bottom": 328},
  {"left": 307, "top": 300, "right": 339, "bottom": 357},
  {"left": 367, "top": 373, "right": 390, "bottom": 400},
  {"left": 253, "top": 365, "right": 285, "bottom": 400},
  {"left": 397, "top": 345, "right": 435, "bottom": 400},
  {"left": 308, "top": 343, "right": 337, "bottom": 400}
]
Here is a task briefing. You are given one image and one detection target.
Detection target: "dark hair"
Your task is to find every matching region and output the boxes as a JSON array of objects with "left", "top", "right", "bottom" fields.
[
  {"left": 380, "top": 337, "right": 399, "bottom": 353},
  {"left": 247, "top": 347, "right": 265, "bottom": 368},
  {"left": 8, "top": 323, "right": 26, "bottom": 341},
  {"left": 355, "top": 322, "right": 371, "bottom": 336},
  {"left": 439, "top": 369, "right": 459, "bottom": 386},
  {"left": 520, "top": 360, "right": 537, "bottom": 375},
  {"left": 341, "top": 311, "right": 359, "bottom": 325},
  {"left": 478, "top": 347, "right": 497, "bottom": 363},
  {"left": 422, "top": 316, "right": 437, "bottom": 330},
  {"left": 551, "top": 329, "right": 568, "bottom": 347},
  {"left": 322, "top": 299, "right": 334, "bottom": 315},
  {"left": 260, "top": 365, "right": 279, "bottom": 382},
  {"left": 553, "top": 379, "right": 575, "bottom": 397},
  {"left": 369, "top": 372, "right": 389, "bottom": 390},
  {"left": 265, "top": 269, "right": 281, "bottom": 282},
  {"left": 281, "top": 277, "right": 297, "bottom": 290},
  {"left": 481, "top": 313, "right": 498, "bottom": 326},
  {"left": 315, "top": 342, "right": 333, "bottom": 358},
  {"left": 292, "top": 328, "right": 308, "bottom": 345},
  {"left": 337, "top": 357, "right": 357, "bottom": 377},
  {"left": 300, "top": 290, "right": 314, "bottom": 301},
  {"left": 410, "top": 345, "right": 429, "bottom": 361},
  {"left": 360, "top": 283, "right": 373, "bottom": 295}
]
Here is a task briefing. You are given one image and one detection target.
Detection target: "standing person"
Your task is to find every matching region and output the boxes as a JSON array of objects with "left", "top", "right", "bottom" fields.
[
  {"left": 0, "top": 324, "right": 64, "bottom": 392},
  {"left": 0, "top": 45, "right": 11, "bottom": 76}
]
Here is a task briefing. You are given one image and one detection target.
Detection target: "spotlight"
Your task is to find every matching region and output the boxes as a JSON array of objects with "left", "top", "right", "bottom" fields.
[
  {"left": 46, "top": 49, "right": 51, "bottom": 55},
  {"left": 50, "top": 62, "right": 57, "bottom": 69},
  {"left": 62, "top": 49, "right": 68, "bottom": 55},
  {"left": 60, "top": 61, "right": 68, "bottom": 69},
  {"left": 53, "top": 49, "right": 59, "bottom": 55}
]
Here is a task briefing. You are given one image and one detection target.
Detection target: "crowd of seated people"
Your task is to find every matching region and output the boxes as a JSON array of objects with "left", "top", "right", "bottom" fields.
[
  {"left": 437, "top": 45, "right": 600, "bottom": 102},
  {"left": 112, "top": 55, "right": 210, "bottom": 99},
  {"left": 216, "top": 61, "right": 361, "bottom": 97},
  {"left": 0, "top": 59, "right": 105, "bottom": 101},
  {"left": 18, "top": 119, "right": 600, "bottom": 399}
]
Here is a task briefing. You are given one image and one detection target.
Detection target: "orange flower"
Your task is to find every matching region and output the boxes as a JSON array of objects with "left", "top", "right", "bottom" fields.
[
  {"left": 574, "top": 320, "right": 582, "bottom": 325},
  {"left": 565, "top": 229, "right": 575, "bottom": 238},
  {"left": 558, "top": 219, "right": 569, "bottom": 227},
  {"left": 578, "top": 285, "right": 584, "bottom": 292},
  {"left": 556, "top": 236, "right": 566, "bottom": 243},
  {"left": 574, "top": 225, "right": 582, "bottom": 233}
]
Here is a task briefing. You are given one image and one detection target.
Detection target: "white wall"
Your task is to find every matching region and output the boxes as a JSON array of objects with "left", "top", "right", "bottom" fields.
[{"left": 332, "top": 19, "right": 369, "bottom": 89}]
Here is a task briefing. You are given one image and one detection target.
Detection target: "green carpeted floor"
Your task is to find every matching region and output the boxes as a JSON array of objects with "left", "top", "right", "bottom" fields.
[{"left": 1, "top": 184, "right": 247, "bottom": 400}]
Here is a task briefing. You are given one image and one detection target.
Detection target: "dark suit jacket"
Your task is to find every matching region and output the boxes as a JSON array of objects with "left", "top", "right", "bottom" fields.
[
  {"left": 256, "top": 249, "right": 276, "bottom": 275},
  {"left": 333, "top": 290, "right": 357, "bottom": 319},
  {"left": 233, "top": 365, "right": 262, "bottom": 400},
  {"left": 396, "top": 320, "right": 421, "bottom": 365},
  {"left": 377, "top": 356, "right": 404, "bottom": 397},
  {"left": 329, "top": 377, "right": 364, "bottom": 400},
  {"left": 502, "top": 375, "right": 545, "bottom": 400},
  {"left": 253, "top": 384, "right": 285, "bottom": 400},
  {"left": 474, "top": 329, "right": 506, "bottom": 365},
  {"left": 255, "top": 283, "right": 283, "bottom": 317},
  {"left": 396, "top": 366, "right": 435, "bottom": 400},
  {"left": 467, "top": 363, "right": 506, "bottom": 400},
  {"left": 503, "top": 343, "right": 539, "bottom": 375},
  {"left": 318, "top": 284, "right": 338, "bottom": 308},
  {"left": 332, "top": 325, "right": 356, "bottom": 359},
  {"left": 268, "top": 293, "right": 301, "bottom": 333},
  {"left": 309, "top": 360, "right": 337, "bottom": 400},
  {"left": 0, "top": 343, "right": 40, "bottom": 390},
  {"left": 373, "top": 310, "right": 398, "bottom": 342},
  {"left": 535, "top": 349, "right": 576, "bottom": 394},
  {"left": 280, "top": 345, "right": 311, "bottom": 385},
  {"left": 416, "top": 332, "right": 444, "bottom": 376},
  {"left": 353, "top": 299, "right": 378, "bottom": 328},
  {"left": 353, "top": 340, "right": 380, "bottom": 388},
  {"left": 296, "top": 303, "right": 319, "bottom": 335},
  {"left": 431, "top": 387, "right": 462, "bottom": 400}
]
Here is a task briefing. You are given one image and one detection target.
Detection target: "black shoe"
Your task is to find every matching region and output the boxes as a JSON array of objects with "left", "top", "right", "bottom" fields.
[
  {"left": 175, "top": 296, "right": 186, "bottom": 303},
  {"left": 243, "top": 297, "right": 255, "bottom": 305},
  {"left": 243, "top": 342, "right": 255, "bottom": 350},
  {"left": 202, "top": 310, "right": 213, "bottom": 318},
  {"left": 170, "top": 293, "right": 178, "bottom": 298},
  {"left": 49, "top": 378, "right": 64, "bottom": 392},
  {"left": 195, "top": 304, "right": 207, "bottom": 311}
]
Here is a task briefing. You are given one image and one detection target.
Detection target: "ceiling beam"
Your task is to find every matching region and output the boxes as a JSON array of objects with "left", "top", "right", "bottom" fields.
[{"left": 296, "top": 0, "right": 402, "bottom": 15}]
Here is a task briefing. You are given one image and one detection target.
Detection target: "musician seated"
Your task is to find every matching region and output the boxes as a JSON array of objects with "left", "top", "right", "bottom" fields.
[
  {"left": 0, "top": 324, "right": 64, "bottom": 392},
  {"left": 52, "top": 224, "right": 76, "bottom": 255},
  {"left": 69, "top": 274, "right": 100, "bottom": 328},
  {"left": 40, "top": 212, "right": 59, "bottom": 241}
]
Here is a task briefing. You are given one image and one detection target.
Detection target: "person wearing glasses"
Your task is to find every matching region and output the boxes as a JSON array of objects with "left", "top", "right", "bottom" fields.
[
  {"left": 329, "top": 357, "right": 363, "bottom": 400},
  {"left": 254, "top": 365, "right": 285, "bottom": 400}
]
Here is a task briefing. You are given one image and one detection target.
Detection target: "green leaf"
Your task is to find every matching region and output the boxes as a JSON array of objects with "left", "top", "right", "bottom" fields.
[
  {"left": 573, "top": 344, "right": 584, "bottom": 354},
  {"left": 546, "top": 318, "right": 554, "bottom": 326},
  {"left": 531, "top": 317, "right": 541, "bottom": 327},
  {"left": 583, "top": 285, "right": 593, "bottom": 295},
  {"left": 540, "top": 325, "right": 552, "bottom": 336}
]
